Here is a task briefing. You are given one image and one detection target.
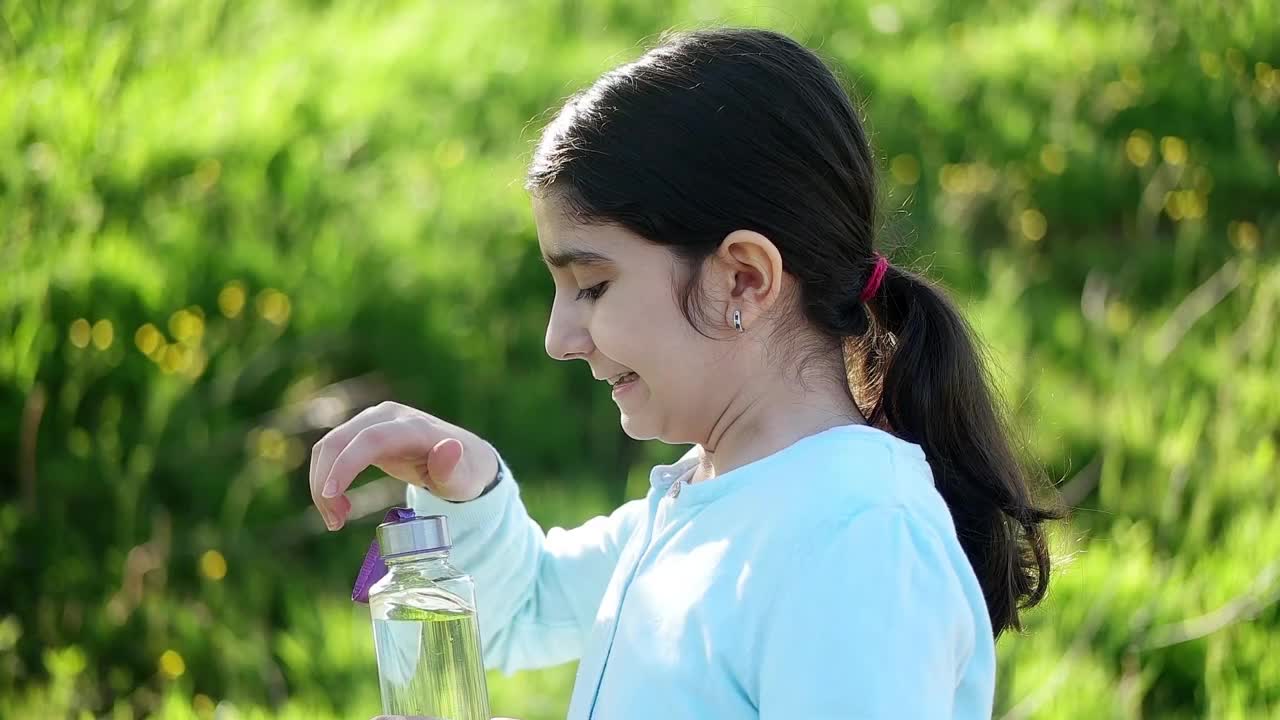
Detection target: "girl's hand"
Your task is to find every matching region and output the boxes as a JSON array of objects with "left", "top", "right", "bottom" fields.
[{"left": 309, "top": 401, "right": 500, "bottom": 530}]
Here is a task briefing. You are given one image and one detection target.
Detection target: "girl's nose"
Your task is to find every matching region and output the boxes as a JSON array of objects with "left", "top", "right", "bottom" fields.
[{"left": 544, "top": 303, "right": 593, "bottom": 361}]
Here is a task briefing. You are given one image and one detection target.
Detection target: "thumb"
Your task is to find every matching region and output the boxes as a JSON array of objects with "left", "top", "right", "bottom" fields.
[{"left": 424, "top": 437, "right": 465, "bottom": 492}]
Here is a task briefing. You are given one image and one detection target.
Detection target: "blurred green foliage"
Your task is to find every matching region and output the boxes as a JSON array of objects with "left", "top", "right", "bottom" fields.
[{"left": 1, "top": 0, "right": 1277, "bottom": 717}]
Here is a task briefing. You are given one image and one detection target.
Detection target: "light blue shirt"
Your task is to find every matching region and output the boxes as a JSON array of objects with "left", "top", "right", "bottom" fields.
[{"left": 408, "top": 424, "right": 995, "bottom": 719}]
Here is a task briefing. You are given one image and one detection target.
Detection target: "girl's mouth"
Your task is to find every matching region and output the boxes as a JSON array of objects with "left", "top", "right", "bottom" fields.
[{"left": 612, "top": 372, "right": 639, "bottom": 396}]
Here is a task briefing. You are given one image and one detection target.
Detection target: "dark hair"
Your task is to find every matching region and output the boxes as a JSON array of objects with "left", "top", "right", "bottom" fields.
[{"left": 526, "top": 27, "right": 1063, "bottom": 638}]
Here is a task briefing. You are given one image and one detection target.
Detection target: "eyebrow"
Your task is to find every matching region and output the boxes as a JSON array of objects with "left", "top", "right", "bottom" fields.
[{"left": 541, "top": 247, "right": 616, "bottom": 270}]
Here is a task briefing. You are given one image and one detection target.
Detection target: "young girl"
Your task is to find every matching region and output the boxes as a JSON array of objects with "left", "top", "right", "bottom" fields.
[{"left": 311, "top": 27, "right": 1060, "bottom": 720}]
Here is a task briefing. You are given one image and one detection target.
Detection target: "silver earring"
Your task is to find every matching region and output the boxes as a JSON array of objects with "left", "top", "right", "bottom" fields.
[{"left": 733, "top": 309, "right": 743, "bottom": 332}]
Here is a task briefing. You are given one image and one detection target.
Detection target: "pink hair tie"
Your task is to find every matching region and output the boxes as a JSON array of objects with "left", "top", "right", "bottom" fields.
[{"left": 859, "top": 254, "right": 889, "bottom": 302}]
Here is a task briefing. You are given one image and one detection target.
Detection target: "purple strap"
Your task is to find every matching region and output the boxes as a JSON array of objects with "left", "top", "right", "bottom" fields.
[{"left": 351, "top": 507, "right": 417, "bottom": 604}]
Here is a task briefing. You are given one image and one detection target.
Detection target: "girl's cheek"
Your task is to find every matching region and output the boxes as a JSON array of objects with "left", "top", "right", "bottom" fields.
[
  {"left": 592, "top": 302, "right": 623, "bottom": 338},
  {"left": 586, "top": 318, "right": 617, "bottom": 356}
]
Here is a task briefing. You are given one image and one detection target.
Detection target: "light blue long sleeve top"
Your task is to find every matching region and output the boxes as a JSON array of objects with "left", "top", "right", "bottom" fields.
[{"left": 407, "top": 423, "right": 996, "bottom": 719}]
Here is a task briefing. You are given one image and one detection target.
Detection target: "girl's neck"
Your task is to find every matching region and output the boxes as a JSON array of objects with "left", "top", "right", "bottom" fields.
[{"left": 690, "top": 372, "right": 865, "bottom": 485}]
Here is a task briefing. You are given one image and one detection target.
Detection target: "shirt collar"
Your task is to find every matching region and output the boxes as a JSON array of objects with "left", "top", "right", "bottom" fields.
[{"left": 645, "top": 424, "right": 923, "bottom": 507}]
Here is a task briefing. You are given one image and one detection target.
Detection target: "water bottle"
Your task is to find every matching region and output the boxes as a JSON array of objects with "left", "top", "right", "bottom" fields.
[{"left": 352, "top": 508, "right": 491, "bottom": 720}]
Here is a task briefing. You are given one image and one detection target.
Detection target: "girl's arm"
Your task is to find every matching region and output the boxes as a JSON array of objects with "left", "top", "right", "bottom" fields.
[
  {"left": 755, "top": 506, "right": 989, "bottom": 718},
  {"left": 407, "top": 453, "right": 646, "bottom": 676},
  {"left": 308, "top": 402, "right": 642, "bottom": 677}
]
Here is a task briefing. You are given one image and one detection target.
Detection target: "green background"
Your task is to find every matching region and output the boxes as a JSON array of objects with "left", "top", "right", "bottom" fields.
[{"left": 2, "top": 0, "right": 1278, "bottom": 717}]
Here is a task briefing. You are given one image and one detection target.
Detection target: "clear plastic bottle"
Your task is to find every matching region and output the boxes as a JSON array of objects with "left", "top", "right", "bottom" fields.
[{"left": 366, "top": 513, "right": 491, "bottom": 720}]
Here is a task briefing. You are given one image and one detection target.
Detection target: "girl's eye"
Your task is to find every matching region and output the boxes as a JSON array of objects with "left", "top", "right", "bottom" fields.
[{"left": 576, "top": 281, "right": 610, "bottom": 302}]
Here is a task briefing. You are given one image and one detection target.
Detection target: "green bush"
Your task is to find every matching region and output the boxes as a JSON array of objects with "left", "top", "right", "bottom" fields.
[{"left": 1, "top": 0, "right": 1276, "bottom": 718}]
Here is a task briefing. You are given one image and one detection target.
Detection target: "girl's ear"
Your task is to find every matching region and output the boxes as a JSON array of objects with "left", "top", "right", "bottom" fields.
[{"left": 715, "top": 230, "right": 785, "bottom": 328}]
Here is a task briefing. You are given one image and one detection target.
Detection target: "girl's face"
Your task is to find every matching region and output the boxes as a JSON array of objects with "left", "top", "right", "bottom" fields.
[{"left": 534, "top": 196, "right": 747, "bottom": 444}]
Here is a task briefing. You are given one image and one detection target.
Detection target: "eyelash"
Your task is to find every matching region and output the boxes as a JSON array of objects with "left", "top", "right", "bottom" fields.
[{"left": 576, "top": 282, "right": 610, "bottom": 302}]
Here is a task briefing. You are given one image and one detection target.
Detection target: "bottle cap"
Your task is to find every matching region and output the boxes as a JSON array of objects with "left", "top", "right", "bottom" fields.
[
  {"left": 376, "top": 513, "right": 451, "bottom": 559},
  {"left": 352, "top": 508, "right": 450, "bottom": 604}
]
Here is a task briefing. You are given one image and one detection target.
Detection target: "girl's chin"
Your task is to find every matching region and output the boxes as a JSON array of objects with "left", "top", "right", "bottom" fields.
[
  {"left": 619, "top": 420, "right": 661, "bottom": 442},
  {"left": 616, "top": 397, "right": 662, "bottom": 440}
]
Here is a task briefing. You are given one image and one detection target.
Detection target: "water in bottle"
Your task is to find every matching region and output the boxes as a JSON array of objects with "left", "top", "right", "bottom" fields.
[{"left": 356, "top": 510, "right": 491, "bottom": 720}]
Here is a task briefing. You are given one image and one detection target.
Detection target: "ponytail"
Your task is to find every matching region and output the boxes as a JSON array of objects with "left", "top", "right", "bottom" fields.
[{"left": 860, "top": 263, "right": 1063, "bottom": 638}]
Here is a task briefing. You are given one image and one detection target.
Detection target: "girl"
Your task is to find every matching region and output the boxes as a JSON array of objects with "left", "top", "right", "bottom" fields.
[{"left": 312, "top": 27, "right": 1060, "bottom": 719}]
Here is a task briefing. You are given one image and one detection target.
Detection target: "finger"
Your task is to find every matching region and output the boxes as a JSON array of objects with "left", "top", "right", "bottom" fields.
[
  {"left": 311, "top": 402, "right": 400, "bottom": 527},
  {"left": 330, "top": 493, "right": 351, "bottom": 524},
  {"left": 309, "top": 441, "right": 334, "bottom": 529},
  {"left": 310, "top": 493, "right": 350, "bottom": 532},
  {"left": 311, "top": 409, "right": 373, "bottom": 527},
  {"left": 322, "top": 418, "right": 438, "bottom": 524},
  {"left": 423, "top": 435, "right": 465, "bottom": 494}
]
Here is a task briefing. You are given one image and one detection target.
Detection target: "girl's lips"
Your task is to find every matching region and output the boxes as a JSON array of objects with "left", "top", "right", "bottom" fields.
[{"left": 612, "top": 374, "right": 639, "bottom": 397}]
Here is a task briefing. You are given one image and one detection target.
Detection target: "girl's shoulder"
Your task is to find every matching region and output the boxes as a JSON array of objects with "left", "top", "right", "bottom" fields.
[
  {"left": 756, "top": 423, "right": 946, "bottom": 521},
  {"left": 728, "top": 424, "right": 970, "bottom": 582}
]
